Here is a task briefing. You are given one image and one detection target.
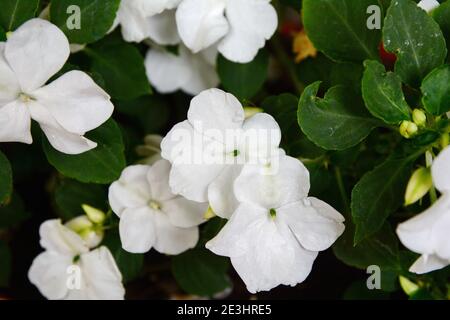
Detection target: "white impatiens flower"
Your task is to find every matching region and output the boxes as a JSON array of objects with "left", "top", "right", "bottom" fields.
[
  {"left": 417, "top": 0, "right": 440, "bottom": 12},
  {"left": 28, "top": 220, "right": 124, "bottom": 300},
  {"left": 114, "top": 0, "right": 181, "bottom": 43},
  {"left": 161, "top": 88, "right": 282, "bottom": 218},
  {"left": 108, "top": 159, "right": 208, "bottom": 254},
  {"left": 145, "top": 45, "right": 219, "bottom": 95},
  {"left": 176, "top": 0, "right": 278, "bottom": 63},
  {"left": 397, "top": 146, "right": 450, "bottom": 274},
  {"left": 0, "top": 19, "right": 113, "bottom": 154},
  {"left": 206, "top": 155, "right": 345, "bottom": 293}
]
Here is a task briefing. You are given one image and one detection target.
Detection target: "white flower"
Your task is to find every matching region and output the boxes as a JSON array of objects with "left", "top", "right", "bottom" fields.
[
  {"left": 206, "top": 155, "right": 345, "bottom": 293},
  {"left": 397, "top": 146, "right": 450, "bottom": 274},
  {"left": 108, "top": 159, "right": 208, "bottom": 254},
  {"left": 145, "top": 45, "right": 219, "bottom": 95},
  {"left": 161, "top": 88, "right": 282, "bottom": 218},
  {"left": 176, "top": 0, "right": 278, "bottom": 63},
  {"left": 114, "top": 0, "right": 181, "bottom": 44},
  {"left": 417, "top": 0, "right": 440, "bottom": 12},
  {"left": 28, "top": 220, "right": 124, "bottom": 300},
  {"left": 0, "top": 19, "right": 113, "bottom": 154}
]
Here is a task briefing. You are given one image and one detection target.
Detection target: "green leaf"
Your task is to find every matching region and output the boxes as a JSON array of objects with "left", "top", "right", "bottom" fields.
[
  {"left": 50, "top": 0, "right": 121, "bottom": 44},
  {"left": 217, "top": 49, "right": 269, "bottom": 99},
  {"left": 383, "top": 0, "right": 447, "bottom": 87},
  {"left": 43, "top": 119, "right": 126, "bottom": 184},
  {"left": 298, "top": 82, "right": 381, "bottom": 150},
  {"left": 351, "top": 145, "right": 425, "bottom": 243},
  {"left": 54, "top": 179, "right": 107, "bottom": 220},
  {"left": 421, "top": 64, "right": 450, "bottom": 115},
  {"left": 102, "top": 230, "right": 144, "bottom": 283},
  {"left": 302, "top": 0, "right": 382, "bottom": 62},
  {"left": 333, "top": 223, "right": 401, "bottom": 271},
  {"left": 432, "top": 0, "right": 450, "bottom": 55},
  {"left": 86, "top": 39, "right": 152, "bottom": 100},
  {"left": 362, "top": 60, "right": 411, "bottom": 124},
  {"left": 0, "top": 241, "right": 11, "bottom": 287},
  {"left": 0, "top": 193, "right": 30, "bottom": 229},
  {"left": 0, "top": 151, "right": 12, "bottom": 205},
  {"left": 172, "top": 248, "right": 231, "bottom": 297},
  {"left": 0, "top": 0, "right": 39, "bottom": 31}
]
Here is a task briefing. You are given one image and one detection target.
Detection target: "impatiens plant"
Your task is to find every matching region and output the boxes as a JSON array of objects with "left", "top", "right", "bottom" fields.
[{"left": 0, "top": 0, "right": 449, "bottom": 301}]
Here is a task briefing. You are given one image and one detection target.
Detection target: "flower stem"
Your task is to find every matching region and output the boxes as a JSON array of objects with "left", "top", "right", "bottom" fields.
[
  {"left": 334, "top": 166, "right": 350, "bottom": 214},
  {"left": 425, "top": 150, "right": 438, "bottom": 204}
]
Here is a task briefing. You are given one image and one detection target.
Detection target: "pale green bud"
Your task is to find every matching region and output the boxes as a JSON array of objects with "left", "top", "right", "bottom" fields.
[
  {"left": 65, "top": 216, "right": 93, "bottom": 233},
  {"left": 399, "top": 276, "right": 419, "bottom": 296},
  {"left": 82, "top": 204, "right": 106, "bottom": 224},
  {"left": 65, "top": 216, "right": 104, "bottom": 248},
  {"left": 400, "top": 121, "right": 418, "bottom": 139},
  {"left": 244, "top": 107, "right": 263, "bottom": 119},
  {"left": 404, "top": 167, "right": 433, "bottom": 206},
  {"left": 412, "top": 109, "right": 427, "bottom": 127}
]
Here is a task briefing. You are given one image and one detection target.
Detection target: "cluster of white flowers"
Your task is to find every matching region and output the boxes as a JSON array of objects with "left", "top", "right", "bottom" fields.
[
  {"left": 0, "top": 19, "right": 113, "bottom": 154},
  {"left": 158, "top": 88, "right": 345, "bottom": 293},
  {"left": 113, "top": 0, "right": 278, "bottom": 95},
  {"left": 397, "top": 146, "right": 450, "bottom": 274}
]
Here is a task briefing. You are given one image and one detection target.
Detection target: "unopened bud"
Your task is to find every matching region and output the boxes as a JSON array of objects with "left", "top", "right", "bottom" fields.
[
  {"left": 244, "top": 107, "right": 263, "bottom": 119},
  {"left": 412, "top": 109, "right": 427, "bottom": 127},
  {"left": 404, "top": 167, "right": 432, "bottom": 206},
  {"left": 82, "top": 204, "right": 106, "bottom": 224},
  {"left": 65, "top": 216, "right": 104, "bottom": 248},
  {"left": 399, "top": 276, "right": 419, "bottom": 296},
  {"left": 65, "top": 215, "right": 93, "bottom": 233},
  {"left": 400, "top": 121, "right": 418, "bottom": 139},
  {"left": 79, "top": 228, "right": 104, "bottom": 248}
]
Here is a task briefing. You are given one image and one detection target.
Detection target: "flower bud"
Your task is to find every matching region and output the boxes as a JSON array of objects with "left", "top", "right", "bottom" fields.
[
  {"left": 412, "top": 109, "right": 427, "bottom": 127},
  {"left": 82, "top": 204, "right": 106, "bottom": 224},
  {"left": 399, "top": 276, "right": 419, "bottom": 296},
  {"left": 404, "top": 167, "right": 433, "bottom": 206},
  {"left": 65, "top": 216, "right": 104, "bottom": 248},
  {"left": 244, "top": 107, "right": 263, "bottom": 119},
  {"left": 400, "top": 121, "right": 418, "bottom": 139}
]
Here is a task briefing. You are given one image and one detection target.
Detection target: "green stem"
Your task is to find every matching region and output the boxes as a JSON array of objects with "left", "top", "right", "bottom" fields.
[
  {"left": 334, "top": 166, "right": 350, "bottom": 214},
  {"left": 271, "top": 35, "right": 305, "bottom": 95},
  {"left": 425, "top": 151, "right": 438, "bottom": 204}
]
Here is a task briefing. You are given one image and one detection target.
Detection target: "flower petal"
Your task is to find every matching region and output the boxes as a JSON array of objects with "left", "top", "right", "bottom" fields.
[
  {"left": 241, "top": 113, "right": 282, "bottom": 162},
  {"left": 161, "top": 120, "right": 226, "bottom": 202},
  {"left": 176, "top": 0, "right": 229, "bottom": 53},
  {"left": 39, "top": 219, "right": 89, "bottom": 255},
  {"left": 206, "top": 203, "right": 265, "bottom": 257},
  {"left": 5, "top": 19, "right": 70, "bottom": 92},
  {"left": 148, "top": 10, "right": 180, "bottom": 45},
  {"left": 208, "top": 164, "right": 242, "bottom": 219},
  {"left": 119, "top": 207, "right": 156, "bottom": 254},
  {"left": 0, "top": 99, "right": 32, "bottom": 144},
  {"left": 218, "top": 0, "right": 277, "bottom": 63},
  {"left": 409, "top": 254, "right": 449, "bottom": 274},
  {"left": 178, "top": 46, "right": 220, "bottom": 95},
  {"left": 163, "top": 196, "right": 208, "bottom": 228},
  {"left": 432, "top": 146, "right": 450, "bottom": 193},
  {"left": 145, "top": 48, "right": 190, "bottom": 94},
  {"left": 28, "top": 100, "right": 98, "bottom": 154},
  {"left": 187, "top": 88, "right": 245, "bottom": 140},
  {"left": 79, "top": 246, "right": 125, "bottom": 300},
  {"left": 0, "top": 43, "right": 20, "bottom": 105},
  {"left": 108, "top": 165, "right": 152, "bottom": 216},
  {"left": 31, "top": 71, "right": 113, "bottom": 135},
  {"left": 153, "top": 212, "right": 199, "bottom": 255},
  {"left": 28, "top": 251, "right": 72, "bottom": 300},
  {"left": 279, "top": 198, "right": 345, "bottom": 252},
  {"left": 396, "top": 194, "right": 450, "bottom": 259},
  {"left": 234, "top": 155, "right": 310, "bottom": 209},
  {"left": 147, "top": 159, "right": 175, "bottom": 201}
]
